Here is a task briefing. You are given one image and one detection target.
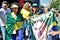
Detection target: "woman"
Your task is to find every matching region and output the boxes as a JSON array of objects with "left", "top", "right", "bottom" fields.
[
  {"left": 6, "top": 3, "right": 23, "bottom": 40},
  {"left": 20, "top": 2, "right": 31, "bottom": 19},
  {"left": 20, "top": 2, "right": 31, "bottom": 39}
]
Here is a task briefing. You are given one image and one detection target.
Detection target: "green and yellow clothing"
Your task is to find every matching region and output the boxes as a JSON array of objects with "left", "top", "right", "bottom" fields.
[
  {"left": 6, "top": 12, "right": 23, "bottom": 40},
  {"left": 20, "top": 9, "right": 30, "bottom": 19}
]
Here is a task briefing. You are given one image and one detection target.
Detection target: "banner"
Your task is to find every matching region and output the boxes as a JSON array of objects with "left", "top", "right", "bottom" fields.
[{"left": 28, "top": 11, "right": 58, "bottom": 40}]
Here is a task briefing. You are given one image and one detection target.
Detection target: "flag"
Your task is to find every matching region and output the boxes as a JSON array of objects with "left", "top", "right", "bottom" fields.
[
  {"left": 28, "top": 11, "right": 58, "bottom": 40},
  {"left": 19, "top": 0, "right": 24, "bottom": 9}
]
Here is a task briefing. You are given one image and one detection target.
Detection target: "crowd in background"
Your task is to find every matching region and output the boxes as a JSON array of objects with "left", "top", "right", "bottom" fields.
[{"left": 0, "top": 1, "right": 60, "bottom": 40}]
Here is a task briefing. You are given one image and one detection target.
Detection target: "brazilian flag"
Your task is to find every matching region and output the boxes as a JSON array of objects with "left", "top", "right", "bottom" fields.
[
  {"left": 28, "top": 11, "right": 59, "bottom": 40},
  {"left": 46, "top": 11, "right": 59, "bottom": 40},
  {"left": 5, "top": 13, "right": 23, "bottom": 40}
]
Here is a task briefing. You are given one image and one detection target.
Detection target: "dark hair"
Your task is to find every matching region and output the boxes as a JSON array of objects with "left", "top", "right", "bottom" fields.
[
  {"left": 43, "top": 7, "right": 50, "bottom": 11},
  {"left": 43, "top": 7, "right": 50, "bottom": 13},
  {"left": 2, "top": 1, "right": 8, "bottom": 5}
]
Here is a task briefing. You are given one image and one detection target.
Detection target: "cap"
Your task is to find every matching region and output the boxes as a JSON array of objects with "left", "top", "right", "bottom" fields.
[
  {"left": 11, "top": 4, "right": 18, "bottom": 8},
  {"left": 32, "top": 3, "right": 37, "bottom": 7}
]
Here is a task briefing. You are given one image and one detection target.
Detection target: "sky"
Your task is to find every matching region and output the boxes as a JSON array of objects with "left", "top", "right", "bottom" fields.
[{"left": 40, "top": 0, "right": 50, "bottom": 6}]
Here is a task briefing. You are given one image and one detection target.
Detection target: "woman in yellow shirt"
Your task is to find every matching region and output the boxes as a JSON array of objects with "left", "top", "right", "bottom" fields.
[
  {"left": 20, "top": 2, "right": 31, "bottom": 19},
  {"left": 20, "top": 2, "right": 31, "bottom": 39}
]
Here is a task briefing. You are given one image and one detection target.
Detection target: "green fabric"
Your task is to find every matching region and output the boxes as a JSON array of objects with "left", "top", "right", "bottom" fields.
[
  {"left": 6, "top": 13, "right": 23, "bottom": 40},
  {"left": 44, "top": 12, "right": 57, "bottom": 30},
  {"left": 29, "top": 19, "right": 36, "bottom": 40},
  {"left": 57, "top": 24, "right": 60, "bottom": 30},
  {"left": 29, "top": 11, "right": 58, "bottom": 40}
]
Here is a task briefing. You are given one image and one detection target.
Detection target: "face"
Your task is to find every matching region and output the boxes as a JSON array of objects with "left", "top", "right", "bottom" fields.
[
  {"left": 32, "top": 7, "right": 37, "bottom": 13},
  {"left": 44, "top": 8, "right": 49, "bottom": 13},
  {"left": 33, "top": 7, "right": 37, "bottom": 11},
  {"left": 25, "top": 4, "right": 29, "bottom": 10},
  {"left": 12, "top": 8, "right": 18, "bottom": 14},
  {"left": 2, "top": 4, "right": 8, "bottom": 10}
]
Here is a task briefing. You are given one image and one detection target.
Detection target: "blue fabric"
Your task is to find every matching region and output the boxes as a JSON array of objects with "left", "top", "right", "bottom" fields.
[
  {"left": 23, "top": 20, "right": 32, "bottom": 40},
  {"left": 0, "top": 26, "right": 5, "bottom": 40},
  {"left": 39, "top": 9, "right": 43, "bottom": 14},
  {"left": 51, "top": 26, "right": 59, "bottom": 38},
  {"left": 12, "top": 34, "right": 16, "bottom": 40},
  {"left": 48, "top": 26, "right": 59, "bottom": 40},
  {"left": 23, "top": 21, "right": 28, "bottom": 28},
  {"left": 18, "top": 29, "right": 23, "bottom": 40}
]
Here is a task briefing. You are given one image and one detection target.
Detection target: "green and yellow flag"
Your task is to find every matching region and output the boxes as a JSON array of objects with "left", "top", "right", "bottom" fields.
[{"left": 29, "top": 11, "right": 58, "bottom": 40}]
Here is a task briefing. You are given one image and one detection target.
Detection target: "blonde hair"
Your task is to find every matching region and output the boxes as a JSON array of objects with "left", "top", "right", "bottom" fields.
[{"left": 23, "top": 2, "right": 31, "bottom": 11}]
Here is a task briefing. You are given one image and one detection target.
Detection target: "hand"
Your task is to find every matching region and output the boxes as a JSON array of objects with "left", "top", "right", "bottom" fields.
[{"left": 50, "top": 31, "right": 57, "bottom": 36}]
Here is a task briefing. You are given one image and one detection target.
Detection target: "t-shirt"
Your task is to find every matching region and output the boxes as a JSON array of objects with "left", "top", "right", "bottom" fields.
[
  {"left": 0, "top": 8, "right": 11, "bottom": 26},
  {"left": 20, "top": 9, "right": 30, "bottom": 19}
]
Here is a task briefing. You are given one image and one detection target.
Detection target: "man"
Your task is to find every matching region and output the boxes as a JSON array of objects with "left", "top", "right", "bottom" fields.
[
  {"left": 50, "top": 10, "right": 60, "bottom": 39},
  {"left": 47, "top": 9, "right": 59, "bottom": 40},
  {"left": 0, "top": 1, "right": 11, "bottom": 40}
]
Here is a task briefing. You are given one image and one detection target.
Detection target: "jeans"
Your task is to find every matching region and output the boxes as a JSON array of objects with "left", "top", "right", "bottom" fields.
[
  {"left": 18, "top": 29, "right": 23, "bottom": 40},
  {"left": 12, "top": 29, "right": 23, "bottom": 40},
  {"left": 0, "top": 26, "right": 5, "bottom": 40}
]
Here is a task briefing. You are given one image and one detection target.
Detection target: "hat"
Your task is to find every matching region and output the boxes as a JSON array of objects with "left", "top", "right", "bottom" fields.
[
  {"left": 11, "top": 4, "right": 18, "bottom": 8},
  {"left": 32, "top": 3, "right": 37, "bottom": 7}
]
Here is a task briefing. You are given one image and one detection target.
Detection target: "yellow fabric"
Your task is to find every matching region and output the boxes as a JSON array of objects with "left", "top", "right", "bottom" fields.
[
  {"left": 52, "top": 22, "right": 57, "bottom": 26},
  {"left": 13, "top": 21, "right": 23, "bottom": 30},
  {"left": 48, "top": 22, "right": 57, "bottom": 30},
  {"left": 6, "top": 25, "right": 7, "bottom": 29},
  {"left": 21, "top": 9, "right": 30, "bottom": 19}
]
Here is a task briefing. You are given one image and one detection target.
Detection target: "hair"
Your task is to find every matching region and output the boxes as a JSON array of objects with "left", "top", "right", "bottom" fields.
[
  {"left": 23, "top": 2, "right": 31, "bottom": 11},
  {"left": 43, "top": 7, "right": 50, "bottom": 13},
  {"left": 2, "top": 1, "right": 9, "bottom": 5},
  {"left": 10, "top": 2, "right": 20, "bottom": 14}
]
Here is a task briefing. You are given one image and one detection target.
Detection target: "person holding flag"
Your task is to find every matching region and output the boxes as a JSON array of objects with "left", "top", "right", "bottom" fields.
[
  {"left": 29, "top": 3, "right": 39, "bottom": 40},
  {"left": 50, "top": 10, "right": 60, "bottom": 40},
  {"left": 29, "top": 6, "right": 59, "bottom": 40},
  {"left": 6, "top": 3, "right": 23, "bottom": 40}
]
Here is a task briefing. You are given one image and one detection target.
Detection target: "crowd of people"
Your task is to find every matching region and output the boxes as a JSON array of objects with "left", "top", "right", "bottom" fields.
[{"left": 0, "top": 1, "right": 60, "bottom": 40}]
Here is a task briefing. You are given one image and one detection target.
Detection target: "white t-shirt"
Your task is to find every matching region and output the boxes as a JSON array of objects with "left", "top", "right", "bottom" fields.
[{"left": 0, "top": 8, "right": 11, "bottom": 26}]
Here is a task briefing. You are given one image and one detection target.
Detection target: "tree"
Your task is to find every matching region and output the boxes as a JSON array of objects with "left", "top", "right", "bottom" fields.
[{"left": 50, "top": 0, "right": 59, "bottom": 10}]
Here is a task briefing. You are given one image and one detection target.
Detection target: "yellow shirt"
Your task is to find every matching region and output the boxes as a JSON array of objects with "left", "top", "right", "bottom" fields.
[{"left": 21, "top": 9, "right": 30, "bottom": 19}]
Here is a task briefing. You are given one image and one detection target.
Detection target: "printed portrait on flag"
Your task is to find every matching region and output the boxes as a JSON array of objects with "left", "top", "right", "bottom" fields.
[
  {"left": 28, "top": 11, "right": 58, "bottom": 40},
  {"left": 29, "top": 13, "right": 48, "bottom": 40}
]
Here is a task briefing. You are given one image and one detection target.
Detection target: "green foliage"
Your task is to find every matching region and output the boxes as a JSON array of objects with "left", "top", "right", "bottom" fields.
[{"left": 50, "top": 0, "right": 60, "bottom": 9}]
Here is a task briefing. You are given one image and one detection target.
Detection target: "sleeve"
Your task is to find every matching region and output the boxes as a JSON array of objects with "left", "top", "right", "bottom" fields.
[{"left": 0, "top": 10, "right": 6, "bottom": 24}]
